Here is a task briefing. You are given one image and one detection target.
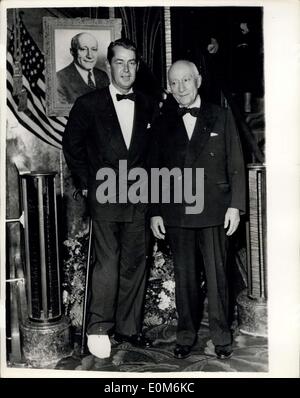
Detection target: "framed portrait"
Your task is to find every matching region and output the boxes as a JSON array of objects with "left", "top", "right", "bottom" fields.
[{"left": 43, "top": 17, "right": 122, "bottom": 116}]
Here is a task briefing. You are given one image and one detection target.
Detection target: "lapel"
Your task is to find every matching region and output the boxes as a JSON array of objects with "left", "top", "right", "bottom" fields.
[
  {"left": 184, "top": 102, "right": 217, "bottom": 167},
  {"left": 166, "top": 110, "right": 190, "bottom": 147},
  {"left": 127, "top": 91, "right": 148, "bottom": 162},
  {"left": 175, "top": 116, "right": 190, "bottom": 147},
  {"left": 69, "top": 62, "right": 88, "bottom": 90},
  {"left": 97, "top": 87, "right": 128, "bottom": 159}
]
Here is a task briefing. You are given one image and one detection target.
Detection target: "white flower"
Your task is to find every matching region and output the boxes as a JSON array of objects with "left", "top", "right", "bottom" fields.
[
  {"left": 62, "top": 290, "right": 69, "bottom": 304},
  {"left": 63, "top": 239, "right": 72, "bottom": 247},
  {"left": 162, "top": 280, "right": 175, "bottom": 292},
  {"left": 158, "top": 291, "right": 171, "bottom": 310},
  {"left": 154, "top": 255, "right": 165, "bottom": 268}
]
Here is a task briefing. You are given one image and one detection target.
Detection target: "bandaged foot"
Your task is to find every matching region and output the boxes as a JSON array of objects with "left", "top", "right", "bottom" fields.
[{"left": 87, "top": 334, "right": 111, "bottom": 359}]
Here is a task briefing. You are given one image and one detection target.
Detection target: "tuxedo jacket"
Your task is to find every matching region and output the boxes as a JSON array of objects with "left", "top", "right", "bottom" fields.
[
  {"left": 63, "top": 87, "right": 157, "bottom": 222},
  {"left": 57, "top": 62, "right": 109, "bottom": 104},
  {"left": 150, "top": 101, "right": 246, "bottom": 228}
]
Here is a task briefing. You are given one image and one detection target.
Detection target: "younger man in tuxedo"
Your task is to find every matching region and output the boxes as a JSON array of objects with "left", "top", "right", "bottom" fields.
[{"left": 63, "top": 39, "right": 157, "bottom": 358}]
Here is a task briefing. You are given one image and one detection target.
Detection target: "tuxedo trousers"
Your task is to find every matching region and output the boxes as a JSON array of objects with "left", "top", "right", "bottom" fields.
[
  {"left": 87, "top": 208, "right": 147, "bottom": 336},
  {"left": 167, "top": 224, "right": 232, "bottom": 347}
]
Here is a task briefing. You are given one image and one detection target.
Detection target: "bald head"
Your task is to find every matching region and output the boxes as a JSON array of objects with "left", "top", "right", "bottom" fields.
[
  {"left": 70, "top": 32, "right": 99, "bottom": 71},
  {"left": 168, "top": 60, "right": 202, "bottom": 107},
  {"left": 168, "top": 60, "right": 200, "bottom": 81}
]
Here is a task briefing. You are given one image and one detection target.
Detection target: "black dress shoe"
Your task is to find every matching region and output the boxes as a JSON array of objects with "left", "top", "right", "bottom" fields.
[
  {"left": 215, "top": 345, "right": 233, "bottom": 360},
  {"left": 174, "top": 344, "right": 192, "bottom": 359},
  {"left": 114, "top": 332, "right": 152, "bottom": 348}
]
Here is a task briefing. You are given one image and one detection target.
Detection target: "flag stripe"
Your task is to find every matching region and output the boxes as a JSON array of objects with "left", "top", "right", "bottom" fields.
[
  {"left": 7, "top": 99, "right": 61, "bottom": 149},
  {"left": 6, "top": 21, "right": 67, "bottom": 149},
  {"left": 7, "top": 78, "right": 63, "bottom": 145},
  {"left": 36, "top": 78, "right": 69, "bottom": 128},
  {"left": 21, "top": 78, "right": 64, "bottom": 135},
  {"left": 7, "top": 54, "right": 66, "bottom": 135},
  {"left": 7, "top": 72, "right": 64, "bottom": 139}
]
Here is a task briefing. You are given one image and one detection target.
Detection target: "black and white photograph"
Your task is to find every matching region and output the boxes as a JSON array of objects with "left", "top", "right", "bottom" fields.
[{"left": 1, "top": 0, "right": 299, "bottom": 380}]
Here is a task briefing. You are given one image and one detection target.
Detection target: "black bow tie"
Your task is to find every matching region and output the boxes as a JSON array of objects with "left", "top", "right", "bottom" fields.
[
  {"left": 178, "top": 107, "right": 200, "bottom": 117},
  {"left": 116, "top": 93, "right": 136, "bottom": 102}
]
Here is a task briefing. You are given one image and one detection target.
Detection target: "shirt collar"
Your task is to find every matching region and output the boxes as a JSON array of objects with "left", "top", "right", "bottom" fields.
[
  {"left": 109, "top": 83, "right": 134, "bottom": 99},
  {"left": 74, "top": 62, "right": 92, "bottom": 77}
]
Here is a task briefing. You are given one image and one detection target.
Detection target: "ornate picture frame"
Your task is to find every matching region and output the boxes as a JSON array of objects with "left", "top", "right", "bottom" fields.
[{"left": 43, "top": 17, "right": 122, "bottom": 117}]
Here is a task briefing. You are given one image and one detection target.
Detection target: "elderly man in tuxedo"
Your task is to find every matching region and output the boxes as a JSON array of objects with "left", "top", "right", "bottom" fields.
[
  {"left": 63, "top": 38, "right": 157, "bottom": 359},
  {"left": 150, "top": 60, "right": 246, "bottom": 360},
  {"left": 57, "top": 32, "right": 109, "bottom": 104}
]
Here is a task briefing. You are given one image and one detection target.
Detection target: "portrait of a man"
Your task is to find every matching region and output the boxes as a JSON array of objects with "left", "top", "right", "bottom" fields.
[
  {"left": 56, "top": 32, "right": 109, "bottom": 104},
  {"left": 43, "top": 18, "right": 122, "bottom": 116}
]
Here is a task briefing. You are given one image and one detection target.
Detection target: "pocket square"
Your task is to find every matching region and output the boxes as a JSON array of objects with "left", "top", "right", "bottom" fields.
[
  {"left": 210, "top": 132, "right": 219, "bottom": 137},
  {"left": 147, "top": 123, "right": 151, "bottom": 129}
]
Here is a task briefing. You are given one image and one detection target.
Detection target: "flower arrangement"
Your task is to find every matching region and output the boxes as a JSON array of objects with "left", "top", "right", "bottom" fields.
[
  {"left": 62, "top": 227, "right": 90, "bottom": 329},
  {"left": 62, "top": 230, "right": 177, "bottom": 329},
  {"left": 143, "top": 241, "right": 177, "bottom": 326}
]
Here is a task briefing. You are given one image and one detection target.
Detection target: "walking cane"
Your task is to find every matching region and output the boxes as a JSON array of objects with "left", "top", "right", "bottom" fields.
[
  {"left": 72, "top": 188, "right": 93, "bottom": 355},
  {"left": 80, "top": 217, "right": 93, "bottom": 355}
]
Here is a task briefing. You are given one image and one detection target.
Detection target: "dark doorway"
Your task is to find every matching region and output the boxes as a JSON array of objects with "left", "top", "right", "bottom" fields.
[{"left": 170, "top": 7, "right": 264, "bottom": 106}]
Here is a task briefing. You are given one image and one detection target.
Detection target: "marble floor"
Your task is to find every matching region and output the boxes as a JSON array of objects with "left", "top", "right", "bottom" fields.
[{"left": 55, "top": 323, "right": 268, "bottom": 373}]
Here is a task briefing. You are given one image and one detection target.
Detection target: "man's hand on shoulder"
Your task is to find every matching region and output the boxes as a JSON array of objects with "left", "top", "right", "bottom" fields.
[
  {"left": 150, "top": 216, "right": 166, "bottom": 240},
  {"left": 224, "top": 208, "right": 240, "bottom": 236}
]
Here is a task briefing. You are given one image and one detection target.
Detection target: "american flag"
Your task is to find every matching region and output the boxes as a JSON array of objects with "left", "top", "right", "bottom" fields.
[{"left": 7, "top": 20, "right": 67, "bottom": 149}]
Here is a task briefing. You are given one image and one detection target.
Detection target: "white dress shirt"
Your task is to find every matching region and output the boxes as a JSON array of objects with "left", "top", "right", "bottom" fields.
[
  {"left": 181, "top": 95, "right": 201, "bottom": 140},
  {"left": 109, "top": 83, "right": 135, "bottom": 150},
  {"left": 74, "top": 63, "right": 96, "bottom": 86}
]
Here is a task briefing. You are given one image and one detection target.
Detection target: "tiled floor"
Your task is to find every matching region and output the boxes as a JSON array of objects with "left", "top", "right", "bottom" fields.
[{"left": 55, "top": 323, "right": 268, "bottom": 373}]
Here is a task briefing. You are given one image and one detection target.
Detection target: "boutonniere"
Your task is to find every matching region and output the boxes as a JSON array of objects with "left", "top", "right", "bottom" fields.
[{"left": 147, "top": 123, "right": 151, "bottom": 129}]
